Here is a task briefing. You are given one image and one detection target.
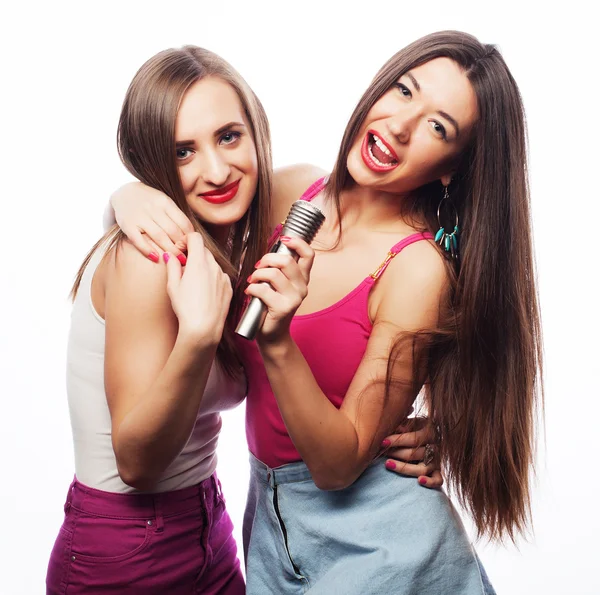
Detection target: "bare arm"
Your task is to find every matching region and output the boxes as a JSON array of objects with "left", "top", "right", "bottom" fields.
[
  {"left": 104, "top": 234, "right": 231, "bottom": 490},
  {"left": 247, "top": 237, "right": 446, "bottom": 490},
  {"left": 110, "top": 182, "right": 194, "bottom": 259}
]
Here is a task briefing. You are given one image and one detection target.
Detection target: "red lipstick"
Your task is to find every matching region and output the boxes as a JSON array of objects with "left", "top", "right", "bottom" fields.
[
  {"left": 199, "top": 179, "right": 241, "bottom": 204},
  {"left": 360, "top": 130, "right": 399, "bottom": 173}
]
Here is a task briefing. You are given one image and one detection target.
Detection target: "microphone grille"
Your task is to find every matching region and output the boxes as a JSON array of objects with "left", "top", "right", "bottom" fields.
[{"left": 281, "top": 200, "right": 325, "bottom": 243}]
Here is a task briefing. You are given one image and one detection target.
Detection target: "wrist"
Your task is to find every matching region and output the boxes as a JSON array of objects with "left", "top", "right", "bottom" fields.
[
  {"left": 258, "top": 333, "right": 295, "bottom": 362},
  {"left": 176, "top": 325, "right": 221, "bottom": 354}
]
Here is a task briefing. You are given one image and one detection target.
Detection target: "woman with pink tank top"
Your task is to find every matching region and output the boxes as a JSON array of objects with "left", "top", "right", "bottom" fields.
[{"left": 111, "top": 31, "right": 541, "bottom": 594}]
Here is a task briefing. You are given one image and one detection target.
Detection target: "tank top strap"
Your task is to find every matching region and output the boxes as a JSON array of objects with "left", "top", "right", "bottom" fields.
[
  {"left": 267, "top": 176, "right": 329, "bottom": 245},
  {"left": 370, "top": 232, "right": 434, "bottom": 281}
]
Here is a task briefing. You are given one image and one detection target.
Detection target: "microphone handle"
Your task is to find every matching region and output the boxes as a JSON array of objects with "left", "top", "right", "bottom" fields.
[{"left": 235, "top": 240, "right": 297, "bottom": 340}]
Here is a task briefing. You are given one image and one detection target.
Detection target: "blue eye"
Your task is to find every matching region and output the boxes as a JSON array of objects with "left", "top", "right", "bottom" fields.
[
  {"left": 176, "top": 148, "right": 193, "bottom": 160},
  {"left": 395, "top": 83, "right": 412, "bottom": 98},
  {"left": 220, "top": 131, "right": 241, "bottom": 145}
]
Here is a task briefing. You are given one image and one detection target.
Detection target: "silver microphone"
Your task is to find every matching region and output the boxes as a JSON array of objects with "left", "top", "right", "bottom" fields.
[{"left": 235, "top": 200, "right": 326, "bottom": 340}]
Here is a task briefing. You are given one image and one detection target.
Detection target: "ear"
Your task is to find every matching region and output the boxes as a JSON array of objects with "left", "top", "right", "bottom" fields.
[{"left": 440, "top": 172, "right": 454, "bottom": 187}]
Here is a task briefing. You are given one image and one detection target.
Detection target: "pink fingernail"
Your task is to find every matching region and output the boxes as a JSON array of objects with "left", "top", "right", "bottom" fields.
[
  {"left": 162, "top": 253, "right": 169, "bottom": 263},
  {"left": 280, "top": 236, "right": 291, "bottom": 242},
  {"left": 255, "top": 260, "right": 261, "bottom": 267},
  {"left": 177, "top": 254, "right": 187, "bottom": 266},
  {"left": 385, "top": 460, "right": 396, "bottom": 470},
  {"left": 381, "top": 439, "right": 391, "bottom": 448},
  {"left": 247, "top": 275, "right": 252, "bottom": 283},
  {"left": 418, "top": 477, "right": 428, "bottom": 486},
  {"left": 148, "top": 252, "right": 159, "bottom": 263}
]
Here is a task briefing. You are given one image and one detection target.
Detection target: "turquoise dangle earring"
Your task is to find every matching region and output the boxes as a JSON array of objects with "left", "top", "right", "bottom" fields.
[{"left": 434, "top": 186, "right": 459, "bottom": 260}]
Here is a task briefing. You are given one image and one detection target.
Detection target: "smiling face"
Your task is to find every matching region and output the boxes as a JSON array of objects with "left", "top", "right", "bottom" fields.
[
  {"left": 347, "top": 58, "right": 478, "bottom": 193},
  {"left": 175, "top": 76, "right": 259, "bottom": 232}
]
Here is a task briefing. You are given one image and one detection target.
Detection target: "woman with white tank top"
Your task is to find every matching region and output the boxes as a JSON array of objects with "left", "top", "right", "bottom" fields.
[{"left": 45, "top": 45, "right": 273, "bottom": 595}]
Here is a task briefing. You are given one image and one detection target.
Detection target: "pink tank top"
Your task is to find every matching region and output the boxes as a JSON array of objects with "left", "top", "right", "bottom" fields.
[{"left": 237, "top": 177, "right": 434, "bottom": 468}]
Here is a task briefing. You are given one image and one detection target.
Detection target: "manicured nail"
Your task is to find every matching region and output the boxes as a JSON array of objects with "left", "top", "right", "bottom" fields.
[
  {"left": 280, "top": 236, "right": 292, "bottom": 242},
  {"left": 177, "top": 254, "right": 187, "bottom": 266},
  {"left": 381, "top": 439, "right": 391, "bottom": 448},
  {"left": 247, "top": 275, "right": 252, "bottom": 283},
  {"left": 148, "top": 252, "right": 159, "bottom": 263},
  {"left": 255, "top": 260, "right": 261, "bottom": 267},
  {"left": 162, "top": 253, "right": 169, "bottom": 263},
  {"left": 385, "top": 460, "right": 396, "bottom": 470},
  {"left": 418, "top": 477, "right": 428, "bottom": 486}
]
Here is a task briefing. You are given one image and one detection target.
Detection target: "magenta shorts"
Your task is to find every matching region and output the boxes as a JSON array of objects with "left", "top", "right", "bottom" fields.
[{"left": 46, "top": 474, "right": 245, "bottom": 594}]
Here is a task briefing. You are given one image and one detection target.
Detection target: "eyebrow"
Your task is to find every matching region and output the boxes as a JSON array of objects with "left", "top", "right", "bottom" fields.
[
  {"left": 175, "top": 121, "right": 246, "bottom": 147},
  {"left": 406, "top": 72, "right": 420, "bottom": 92},
  {"left": 437, "top": 111, "right": 460, "bottom": 138},
  {"left": 405, "top": 72, "right": 460, "bottom": 138}
]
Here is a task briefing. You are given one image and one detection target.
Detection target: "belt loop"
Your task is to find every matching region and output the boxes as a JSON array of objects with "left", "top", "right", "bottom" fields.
[
  {"left": 210, "top": 473, "right": 223, "bottom": 505},
  {"left": 64, "top": 476, "right": 77, "bottom": 513},
  {"left": 152, "top": 494, "right": 164, "bottom": 532}
]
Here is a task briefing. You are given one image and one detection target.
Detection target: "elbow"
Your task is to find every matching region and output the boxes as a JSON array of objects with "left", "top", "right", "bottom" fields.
[
  {"left": 116, "top": 460, "right": 159, "bottom": 492},
  {"left": 312, "top": 468, "right": 358, "bottom": 491}
]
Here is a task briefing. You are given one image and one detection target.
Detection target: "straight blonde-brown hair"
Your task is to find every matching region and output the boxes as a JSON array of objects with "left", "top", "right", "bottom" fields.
[{"left": 71, "top": 46, "right": 272, "bottom": 376}]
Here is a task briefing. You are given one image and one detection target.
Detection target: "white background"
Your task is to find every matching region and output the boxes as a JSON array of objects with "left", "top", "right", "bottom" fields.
[{"left": 1, "top": 1, "right": 598, "bottom": 593}]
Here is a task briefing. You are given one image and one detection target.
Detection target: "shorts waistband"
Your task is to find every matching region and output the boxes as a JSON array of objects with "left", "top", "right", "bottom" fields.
[{"left": 248, "top": 452, "right": 313, "bottom": 487}]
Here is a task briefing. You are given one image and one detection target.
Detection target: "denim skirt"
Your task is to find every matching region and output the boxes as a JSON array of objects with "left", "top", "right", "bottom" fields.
[{"left": 243, "top": 453, "right": 495, "bottom": 595}]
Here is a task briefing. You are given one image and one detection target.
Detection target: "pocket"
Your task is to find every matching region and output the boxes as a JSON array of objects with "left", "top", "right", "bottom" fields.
[{"left": 69, "top": 510, "right": 153, "bottom": 564}]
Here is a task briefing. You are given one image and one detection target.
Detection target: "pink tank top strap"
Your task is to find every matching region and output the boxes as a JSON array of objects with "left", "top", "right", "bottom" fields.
[
  {"left": 370, "top": 232, "right": 434, "bottom": 281},
  {"left": 267, "top": 176, "right": 328, "bottom": 245}
]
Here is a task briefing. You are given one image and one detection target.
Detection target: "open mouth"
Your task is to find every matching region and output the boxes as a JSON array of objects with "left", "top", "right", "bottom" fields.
[{"left": 360, "top": 131, "right": 399, "bottom": 172}]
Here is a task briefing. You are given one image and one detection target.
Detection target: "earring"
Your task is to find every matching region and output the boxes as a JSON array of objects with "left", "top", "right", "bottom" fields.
[{"left": 434, "top": 186, "right": 459, "bottom": 260}]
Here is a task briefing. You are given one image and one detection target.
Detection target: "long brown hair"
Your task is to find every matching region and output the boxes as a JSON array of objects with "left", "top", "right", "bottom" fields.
[
  {"left": 71, "top": 46, "right": 272, "bottom": 376},
  {"left": 329, "top": 31, "right": 542, "bottom": 541}
]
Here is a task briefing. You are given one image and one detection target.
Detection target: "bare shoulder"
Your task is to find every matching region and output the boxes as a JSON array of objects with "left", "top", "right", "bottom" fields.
[
  {"left": 105, "top": 239, "right": 171, "bottom": 313},
  {"left": 271, "top": 164, "right": 328, "bottom": 226},
  {"left": 375, "top": 239, "right": 449, "bottom": 329}
]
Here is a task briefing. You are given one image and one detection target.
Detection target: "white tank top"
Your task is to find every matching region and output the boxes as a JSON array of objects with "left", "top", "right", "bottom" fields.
[{"left": 66, "top": 243, "right": 246, "bottom": 493}]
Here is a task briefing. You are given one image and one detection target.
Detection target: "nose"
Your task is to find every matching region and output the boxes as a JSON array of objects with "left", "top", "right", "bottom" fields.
[
  {"left": 387, "top": 110, "right": 417, "bottom": 144},
  {"left": 200, "top": 149, "right": 230, "bottom": 187}
]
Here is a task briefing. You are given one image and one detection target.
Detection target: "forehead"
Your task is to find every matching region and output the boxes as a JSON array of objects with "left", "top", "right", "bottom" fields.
[
  {"left": 176, "top": 76, "right": 245, "bottom": 137},
  {"left": 406, "top": 57, "right": 478, "bottom": 131}
]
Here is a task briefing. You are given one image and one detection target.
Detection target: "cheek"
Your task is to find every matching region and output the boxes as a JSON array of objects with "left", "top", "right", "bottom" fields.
[
  {"left": 238, "top": 143, "right": 259, "bottom": 179},
  {"left": 408, "top": 133, "right": 453, "bottom": 178},
  {"left": 178, "top": 164, "right": 196, "bottom": 194}
]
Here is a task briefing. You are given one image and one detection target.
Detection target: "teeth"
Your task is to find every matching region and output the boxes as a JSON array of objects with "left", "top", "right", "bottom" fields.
[
  {"left": 368, "top": 142, "right": 394, "bottom": 168},
  {"left": 372, "top": 134, "right": 394, "bottom": 158}
]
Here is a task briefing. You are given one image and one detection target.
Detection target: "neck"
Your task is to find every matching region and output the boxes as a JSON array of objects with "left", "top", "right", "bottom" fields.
[{"left": 330, "top": 183, "right": 414, "bottom": 232}]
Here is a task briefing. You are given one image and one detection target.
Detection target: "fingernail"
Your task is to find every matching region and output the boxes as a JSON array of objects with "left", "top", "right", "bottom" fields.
[
  {"left": 385, "top": 460, "right": 396, "bottom": 470},
  {"left": 162, "top": 253, "right": 169, "bottom": 263},
  {"left": 148, "top": 252, "right": 159, "bottom": 263},
  {"left": 280, "top": 236, "right": 292, "bottom": 242},
  {"left": 418, "top": 477, "right": 428, "bottom": 486},
  {"left": 177, "top": 254, "right": 187, "bottom": 266},
  {"left": 247, "top": 275, "right": 252, "bottom": 283},
  {"left": 255, "top": 260, "right": 261, "bottom": 267},
  {"left": 381, "top": 439, "right": 391, "bottom": 448}
]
